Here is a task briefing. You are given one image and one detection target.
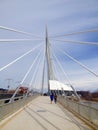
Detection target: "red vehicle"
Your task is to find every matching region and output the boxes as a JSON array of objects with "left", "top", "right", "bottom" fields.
[{"left": 19, "top": 86, "right": 28, "bottom": 94}]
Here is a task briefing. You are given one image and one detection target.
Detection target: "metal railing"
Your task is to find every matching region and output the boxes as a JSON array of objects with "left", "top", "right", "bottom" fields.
[
  {"left": 0, "top": 94, "right": 38, "bottom": 121},
  {"left": 58, "top": 96, "right": 98, "bottom": 129}
]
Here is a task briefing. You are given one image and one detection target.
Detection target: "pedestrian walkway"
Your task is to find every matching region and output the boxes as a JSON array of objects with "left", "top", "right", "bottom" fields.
[{"left": 0, "top": 96, "right": 92, "bottom": 130}]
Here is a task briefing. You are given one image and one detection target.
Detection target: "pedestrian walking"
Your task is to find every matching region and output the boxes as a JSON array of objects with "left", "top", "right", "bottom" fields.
[
  {"left": 50, "top": 92, "right": 54, "bottom": 104},
  {"left": 54, "top": 93, "right": 57, "bottom": 103}
]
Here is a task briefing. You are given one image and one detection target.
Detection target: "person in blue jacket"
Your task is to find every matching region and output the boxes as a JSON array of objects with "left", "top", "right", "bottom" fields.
[{"left": 50, "top": 92, "right": 54, "bottom": 104}]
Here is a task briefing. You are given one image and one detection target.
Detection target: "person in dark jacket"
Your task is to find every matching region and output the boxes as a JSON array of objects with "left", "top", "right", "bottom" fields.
[
  {"left": 54, "top": 93, "right": 57, "bottom": 103},
  {"left": 50, "top": 92, "right": 54, "bottom": 104}
]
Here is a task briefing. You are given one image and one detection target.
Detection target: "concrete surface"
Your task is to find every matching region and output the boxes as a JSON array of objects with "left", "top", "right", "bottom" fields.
[{"left": 0, "top": 96, "right": 92, "bottom": 130}]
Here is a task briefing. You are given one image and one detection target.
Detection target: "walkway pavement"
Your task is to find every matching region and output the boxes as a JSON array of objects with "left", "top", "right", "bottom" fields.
[{"left": 0, "top": 96, "right": 92, "bottom": 130}]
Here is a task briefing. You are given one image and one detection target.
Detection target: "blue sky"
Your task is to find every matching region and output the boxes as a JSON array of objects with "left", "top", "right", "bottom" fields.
[{"left": 0, "top": 0, "right": 98, "bottom": 91}]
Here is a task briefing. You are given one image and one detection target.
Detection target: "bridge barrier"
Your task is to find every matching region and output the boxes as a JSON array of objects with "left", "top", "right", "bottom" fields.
[
  {"left": 0, "top": 94, "right": 38, "bottom": 121},
  {"left": 58, "top": 96, "right": 98, "bottom": 130}
]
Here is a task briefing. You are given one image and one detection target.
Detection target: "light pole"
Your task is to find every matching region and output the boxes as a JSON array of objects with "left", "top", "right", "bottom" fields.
[{"left": 5, "top": 78, "right": 13, "bottom": 90}]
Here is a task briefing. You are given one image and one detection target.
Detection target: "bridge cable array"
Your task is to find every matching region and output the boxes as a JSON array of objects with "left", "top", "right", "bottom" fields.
[
  {"left": 52, "top": 50, "right": 80, "bottom": 99},
  {"left": 20, "top": 46, "right": 43, "bottom": 85},
  {"left": 10, "top": 45, "right": 44, "bottom": 102},
  {"left": 52, "top": 43, "right": 98, "bottom": 77},
  {"left": 0, "top": 39, "right": 43, "bottom": 42},
  {"left": 49, "top": 27, "right": 98, "bottom": 38},
  {"left": 0, "top": 25, "right": 43, "bottom": 39},
  {"left": 0, "top": 25, "right": 98, "bottom": 99},
  {"left": 0, "top": 43, "right": 42, "bottom": 72},
  {"left": 51, "top": 39, "right": 98, "bottom": 46},
  {"left": 0, "top": 25, "right": 45, "bottom": 100}
]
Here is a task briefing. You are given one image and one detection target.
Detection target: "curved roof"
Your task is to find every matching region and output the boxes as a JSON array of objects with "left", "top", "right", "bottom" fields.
[{"left": 49, "top": 80, "right": 73, "bottom": 91}]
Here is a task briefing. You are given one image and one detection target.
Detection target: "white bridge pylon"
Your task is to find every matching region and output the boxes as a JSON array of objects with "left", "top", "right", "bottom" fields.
[{"left": 45, "top": 27, "right": 79, "bottom": 99}]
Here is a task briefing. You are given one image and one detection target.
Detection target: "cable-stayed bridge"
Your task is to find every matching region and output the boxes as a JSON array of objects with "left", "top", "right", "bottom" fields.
[{"left": 0, "top": 26, "right": 98, "bottom": 130}]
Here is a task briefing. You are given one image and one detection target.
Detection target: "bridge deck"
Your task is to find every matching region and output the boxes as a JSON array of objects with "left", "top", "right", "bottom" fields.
[{"left": 0, "top": 96, "right": 92, "bottom": 130}]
